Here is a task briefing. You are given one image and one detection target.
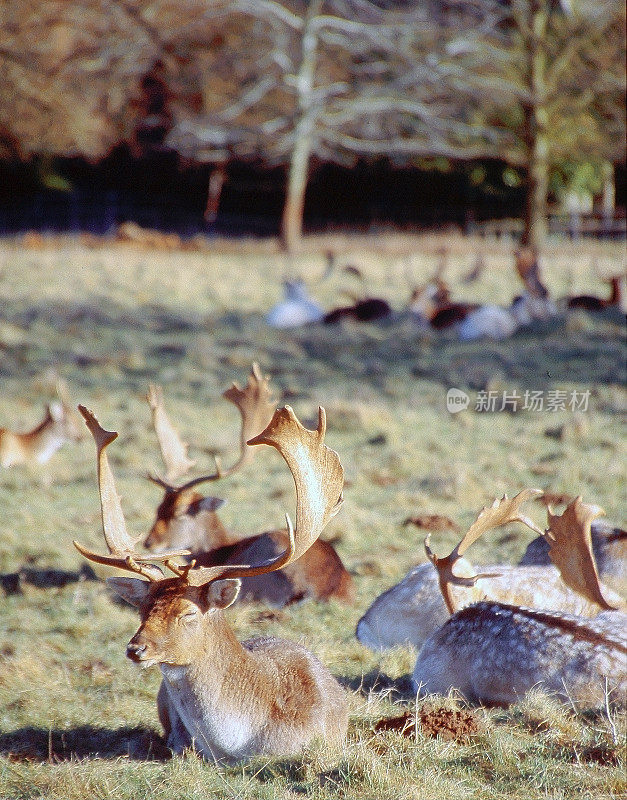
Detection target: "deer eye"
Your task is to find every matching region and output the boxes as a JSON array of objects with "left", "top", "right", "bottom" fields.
[{"left": 179, "top": 609, "right": 199, "bottom": 623}]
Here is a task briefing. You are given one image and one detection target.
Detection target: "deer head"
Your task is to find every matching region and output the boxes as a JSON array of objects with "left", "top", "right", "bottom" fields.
[
  {"left": 0, "top": 379, "right": 83, "bottom": 467},
  {"left": 74, "top": 403, "right": 344, "bottom": 661},
  {"left": 144, "top": 364, "right": 276, "bottom": 552}
]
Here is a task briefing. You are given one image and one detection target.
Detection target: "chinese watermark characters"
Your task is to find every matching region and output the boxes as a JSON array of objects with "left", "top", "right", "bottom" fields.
[{"left": 447, "top": 388, "right": 590, "bottom": 414}]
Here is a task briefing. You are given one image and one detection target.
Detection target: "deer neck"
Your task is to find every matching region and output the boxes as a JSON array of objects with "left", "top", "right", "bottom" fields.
[
  {"left": 159, "top": 615, "right": 261, "bottom": 761},
  {"left": 201, "top": 512, "right": 239, "bottom": 548},
  {"left": 0, "top": 430, "right": 27, "bottom": 467}
]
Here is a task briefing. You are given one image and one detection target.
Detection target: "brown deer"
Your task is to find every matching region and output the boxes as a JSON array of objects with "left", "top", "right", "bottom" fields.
[
  {"left": 144, "top": 366, "right": 354, "bottom": 605},
  {"left": 566, "top": 274, "right": 625, "bottom": 311},
  {"left": 0, "top": 380, "right": 83, "bottom": 468},
  {"left": 412, "top": 496, "right": 626, "bottom": 707},
  {"left": 74, "top": 403, "right": 349, "bottom": 762},
  {"left": 356, "top": 490, "right": 623, "bottom": 651}
]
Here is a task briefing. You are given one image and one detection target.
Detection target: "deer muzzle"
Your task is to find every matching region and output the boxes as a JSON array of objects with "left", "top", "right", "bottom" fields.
[{"left": 126, "top": 640, "right": 148, "bottom": 662}]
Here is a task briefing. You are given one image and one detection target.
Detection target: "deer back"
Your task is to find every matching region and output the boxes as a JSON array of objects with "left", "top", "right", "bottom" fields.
[
  {"left": 356, "top": 562, "right": 618, "bottom": 652},
  {"left": 412, "top": 602, "right": 627, "bottom": 708},
  {"left": 195, "top": 529, "right": 355, "bottom": 606}
]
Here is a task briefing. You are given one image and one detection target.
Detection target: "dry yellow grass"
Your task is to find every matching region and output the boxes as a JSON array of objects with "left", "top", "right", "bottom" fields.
[{"left": 0, "top": 233, "right": 624, "bottom": 799}]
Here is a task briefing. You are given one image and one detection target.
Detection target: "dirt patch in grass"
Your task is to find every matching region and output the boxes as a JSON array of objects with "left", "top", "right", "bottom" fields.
[{"left": 374, "top": 704, "right": 482, "bottom": 742}]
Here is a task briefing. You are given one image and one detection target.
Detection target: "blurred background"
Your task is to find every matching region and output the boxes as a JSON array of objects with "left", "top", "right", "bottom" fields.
[{"left": 0, "top": 0, "right": 624, "bottom": 251}]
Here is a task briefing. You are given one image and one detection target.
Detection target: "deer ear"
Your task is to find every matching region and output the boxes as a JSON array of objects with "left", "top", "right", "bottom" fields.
[
  {"left": 195, "top": 496, "right": 226, "bottom": 513},
  {"left": 205, "top": 579, "right": 241, "bottom": 609},
  {"left": 107, "top": 577, "right": 151, "bottom": 607},
  {"left": 48, "top": 401, "right": 64, "bottom": 422}
]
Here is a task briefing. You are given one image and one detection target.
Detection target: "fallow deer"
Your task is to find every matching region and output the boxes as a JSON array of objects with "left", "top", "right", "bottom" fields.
[
  {"left": 566, "top": 274, "right": 625, "bottom": 312},
  {"left": 74, "top": 403, "right": 349, "bottom": 762},
  {"left": 356, "top": 490, "right": 623, "bottom": 651},
  {"left": 0, "top": 380, "right": 83, "bottom": 468},
  {"left": 266, "top": 280, "right": 325, "bottom": 328},
  {"left": 412, "top": 496, "right": 626, "bottom": 707},
  {"left": 144, "top": 366, "right": 354, "bottom": 606}
]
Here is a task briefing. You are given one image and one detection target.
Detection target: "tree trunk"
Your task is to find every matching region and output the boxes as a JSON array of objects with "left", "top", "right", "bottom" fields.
[
  {"left": 204, "top": 165, "right": 227, "bottom": 225},
  {"left": 281, "top": 117, "right": 315, "bottom": 253},
  {"left": 521, "top": 0, "right": 549, "bottom": 254},
  {"left": 280, "top": 0, "right": 323, "bottom": 253}
]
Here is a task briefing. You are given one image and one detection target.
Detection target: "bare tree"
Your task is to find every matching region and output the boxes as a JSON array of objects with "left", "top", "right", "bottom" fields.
[{"left": 459, "top": 0, "right": 626, "bottom": 251}]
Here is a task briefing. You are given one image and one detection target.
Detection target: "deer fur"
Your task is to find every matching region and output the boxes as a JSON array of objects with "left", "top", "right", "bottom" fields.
[
  {"left": 412, "top": 602, "right": 626, "bottom": 707},
  {"left": 0, "top": 393, "right": 82, "bottom": 468},
  {"left": 356, "top": 561, "right": 619, "bottom": 651},
  {"left": 266, "top": 280, "right": 324, "bottom": 328},
  {"left": 144, "top": 488, "right": 355, "bottom": 606}
]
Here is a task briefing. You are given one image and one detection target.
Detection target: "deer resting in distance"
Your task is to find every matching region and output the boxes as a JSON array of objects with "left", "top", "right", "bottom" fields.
[
  {"left": 0, "top": 380, "right": 83, "bottom": 467},
  {"left": 74, "top": 404, "right": 348, "bottom": 762},
  {"left": 356, "top": 490, "right": 624, "bottom": 651},
  {"left": 412, "top": 495, "right": 626, "bottom": 707},
  {"left": 144, "top": 366, "right": 354, "bottom": 606}
]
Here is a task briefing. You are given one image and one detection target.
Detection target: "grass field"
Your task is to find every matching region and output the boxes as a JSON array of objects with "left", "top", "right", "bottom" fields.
[{"left": 0, "top": 233, "right": 625, "bottom": 799}]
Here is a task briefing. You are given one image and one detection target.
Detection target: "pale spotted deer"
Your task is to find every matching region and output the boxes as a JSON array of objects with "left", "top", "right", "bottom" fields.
[
  {"left": 74, "top": 403, "right": 348, "bottom": 762},
  {"left": 144, "top": 366, "right": 354, "bottom": 605},
  {"left": 356, "top": 490, "right": 623, "bottom": 651},
  {"left": 412, "top": 496, "right": 626, "bottom": 707},
  {"left": 0, "top": 380, "right": 83, "bottom": 468}
]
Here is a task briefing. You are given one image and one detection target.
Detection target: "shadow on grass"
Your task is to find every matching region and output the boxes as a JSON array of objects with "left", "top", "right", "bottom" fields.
[
  {"left": 0, "top": 725, "right": 171, "bottom": 763},
  {"left": 0, "top": 564, "right": 97, "bottom": 596},
  {"left": 339, "top": 669, "right": 415, "bottom": 702},
  {"left": 0, "top": 296, "right": 624, "bottom": 393}
]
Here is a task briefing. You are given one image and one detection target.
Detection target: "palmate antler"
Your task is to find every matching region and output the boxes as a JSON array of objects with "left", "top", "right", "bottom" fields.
[
  {"left": 425, "top": 489, "right": 544, "bottom": 613},
  {"left": 147, "top": 363, "right": 276, "bottom": 493},
  {"left": 147, "top": 384, "right": 196, "bottom": 483},
  {"left": 74, "top": 406, "right": 191, "bottom": 581},
  {"left": 544, "top": 497, "right": 620, "bottom": 611},
  {"left": 75, "top": 404, "right": 344, "bottom": 590}
]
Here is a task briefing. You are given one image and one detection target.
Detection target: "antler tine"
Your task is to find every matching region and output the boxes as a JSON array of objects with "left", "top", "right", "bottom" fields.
[
  {"left": 145, "top": 471, "right": 176, "bottom": 492},
  {"left": 185, "top": 405, "right": 344, "bottom": 587},
  {"left": 426, "top": 489, "right": 544, "bottom": 613},
  {"left": 74, "top": 405, "right": 190, "bottom": 581},
  {"left": 219, "top": 362, "right": 276, "bottom": 478},
  {"left": 55, "top": 377, "right": 72, "bottom": 407},
  {"left": 147, "top": 384, "right": 196, "bottom": 482},
  {"left": 545, "top": 497, "right": 619, "bottom": 611},
  {"left": 172, "top": 363, "right": 277, "bottom": 492}
]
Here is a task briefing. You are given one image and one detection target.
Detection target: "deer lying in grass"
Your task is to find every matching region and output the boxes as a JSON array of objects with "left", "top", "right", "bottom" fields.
[
  {"left": 356, "top": 490, "right": 623, "bottom": 651},
  {"left": 0, "top": 380, "right": 82, "bottom": 467},
  {"left": 144, "top": 366, "right": 354, "bottom": 605},
  {"left": 266, "top": 279, "right": 325, "bottom": 328},
  {"left": 412, "top": 496, "right": 626, "bottom": 707},
  {"left": 566, "top": 274, "right": 625, "bottom": 312},
  {"left": 74, "top": 404, "right": 349, "bottom": 762}
]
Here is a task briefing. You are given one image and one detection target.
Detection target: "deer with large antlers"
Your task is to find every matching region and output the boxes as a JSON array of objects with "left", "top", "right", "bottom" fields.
[
  {"left": 0, "top": 380, "right": 83, "bottom": 468},
  {"left": 144, "top": 366, "right": 354, "bottom": 606},
  {"left": 412, "top": 495, "right": 626, "bottom": 707},
  {"left": 357, "top": 490, "right": 624, "bottom": 651},
  {"left": 74, "top": 403, "right": 348, "bottom": 761}
]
